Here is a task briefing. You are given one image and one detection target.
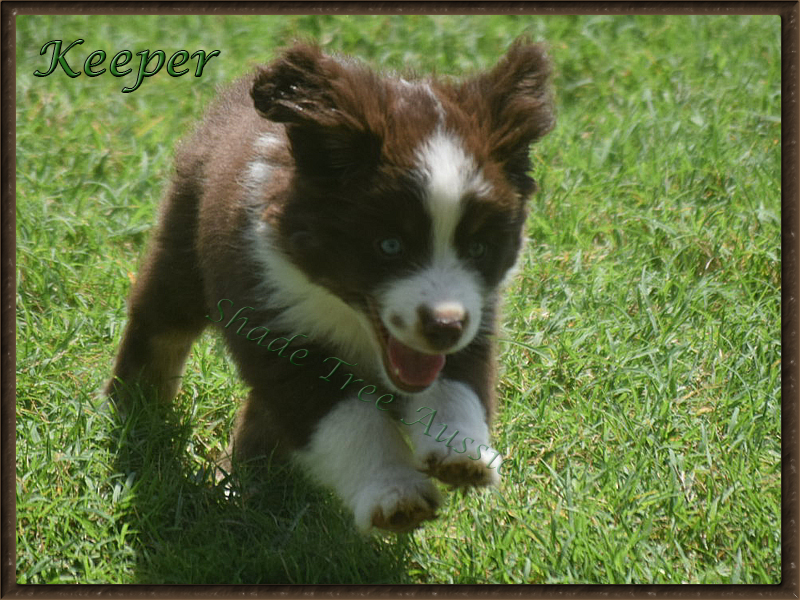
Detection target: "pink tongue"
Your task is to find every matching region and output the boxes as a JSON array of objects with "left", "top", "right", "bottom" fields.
[{"left": 387, "top": 335, "right": 446, "bottom": 389}]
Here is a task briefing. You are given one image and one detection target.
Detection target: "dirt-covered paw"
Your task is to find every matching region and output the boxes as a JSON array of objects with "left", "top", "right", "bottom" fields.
[
  {"left": 421, "top": 448, "right": 501, "bottom": 488},
  {"left": 355, "top": 477, "right": 442, "bottom": 533}
]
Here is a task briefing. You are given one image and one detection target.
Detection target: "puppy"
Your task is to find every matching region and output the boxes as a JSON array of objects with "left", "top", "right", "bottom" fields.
[{"left": 107, "top": 39, "right": 555, "bottom": 532}]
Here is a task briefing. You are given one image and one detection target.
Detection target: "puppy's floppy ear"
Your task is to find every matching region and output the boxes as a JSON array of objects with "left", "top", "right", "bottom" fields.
[
  {"left": 251, "top": 44, "right": 383, "bottom": 184},
  {"left": 459, "top": 38, "right": 555, "bottom": 195}
]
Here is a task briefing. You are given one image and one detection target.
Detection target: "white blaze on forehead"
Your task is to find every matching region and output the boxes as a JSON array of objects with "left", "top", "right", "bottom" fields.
[
  {"left": 415, "top": 130, "right": 492, "bottom": 258},
  {"left": 240, "top": 132, "right": 285, "bottom": 202},
  {"left": 245, "top": 160, "right": 271, "bottom": 184},
  {"left": 240, "top": 159, "right": 272, "bottom": 206},
  {"left": 254, "top": 132, "right": 282, "bottom": 152},
  {"left": 381, "top": 130, "right": 491, "bottom": 356}
]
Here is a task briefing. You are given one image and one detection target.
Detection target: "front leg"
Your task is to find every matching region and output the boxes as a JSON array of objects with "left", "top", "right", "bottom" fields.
[
  {"left": 295, "top": 395, "right": 441, "bottom": 533},
  {"left": 402, "top": 379, "right": 502, "bottom": 488}
]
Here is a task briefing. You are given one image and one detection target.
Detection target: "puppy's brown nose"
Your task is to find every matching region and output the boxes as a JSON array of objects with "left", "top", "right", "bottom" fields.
[{"left": 417, "top": 303, "right": 468, "bottom": 351}]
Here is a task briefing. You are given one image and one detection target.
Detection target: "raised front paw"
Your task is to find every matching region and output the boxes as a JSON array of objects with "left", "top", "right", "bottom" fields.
[{"left": 420, "top": 444, "right": 501, "bottom": 488}]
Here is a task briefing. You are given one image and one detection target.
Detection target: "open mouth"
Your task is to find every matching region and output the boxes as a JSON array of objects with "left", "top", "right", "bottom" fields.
[{"left": 367, "top": 299, "right": 446, "bottom": 393}]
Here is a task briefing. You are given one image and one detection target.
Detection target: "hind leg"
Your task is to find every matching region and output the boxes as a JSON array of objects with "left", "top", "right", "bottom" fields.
[{"left": 106, "top": 179, "right": 208, "bottom": 413}]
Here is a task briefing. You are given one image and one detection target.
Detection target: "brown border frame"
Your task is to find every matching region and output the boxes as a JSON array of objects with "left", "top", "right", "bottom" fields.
[{"left": 1, "top": 2, "right": 796, "bottom": 598}]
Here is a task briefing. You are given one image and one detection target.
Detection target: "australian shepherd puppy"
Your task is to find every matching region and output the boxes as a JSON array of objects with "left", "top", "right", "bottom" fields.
[{"left": 107, "top": 39, "right": 555, "bottom": 533}]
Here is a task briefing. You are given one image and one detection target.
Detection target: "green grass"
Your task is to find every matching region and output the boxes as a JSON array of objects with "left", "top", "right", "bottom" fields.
[{"left": 15, "top": 14, "right": 780, "bottom": 584}]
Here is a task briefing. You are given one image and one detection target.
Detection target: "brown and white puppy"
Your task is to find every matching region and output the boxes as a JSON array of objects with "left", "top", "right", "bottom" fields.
[{"left": 107, "top": 40, "right": 555, "bottom": 533}]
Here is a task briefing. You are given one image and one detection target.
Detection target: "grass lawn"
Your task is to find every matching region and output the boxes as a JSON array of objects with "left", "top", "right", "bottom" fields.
[{"left": 14, "top": 13, "right": 781, "bottom": 584}]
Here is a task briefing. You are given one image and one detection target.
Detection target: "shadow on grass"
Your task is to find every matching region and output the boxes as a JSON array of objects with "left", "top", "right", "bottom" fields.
[{"left": 110, "top": 391, "right": 415, "bottom": 584}]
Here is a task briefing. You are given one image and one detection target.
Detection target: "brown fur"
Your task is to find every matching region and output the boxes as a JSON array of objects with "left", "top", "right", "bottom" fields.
[{"left": 106, "top": 40, "right": 554, "bottom": 531}]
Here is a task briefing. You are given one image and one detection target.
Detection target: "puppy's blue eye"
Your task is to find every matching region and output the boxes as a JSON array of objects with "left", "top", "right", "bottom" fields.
[
  {"left": 468, "top": 241, "right": 487, "bottom": 259},
  {"left": 378, "top": 238, "right": 403, "bottom": 257}
]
